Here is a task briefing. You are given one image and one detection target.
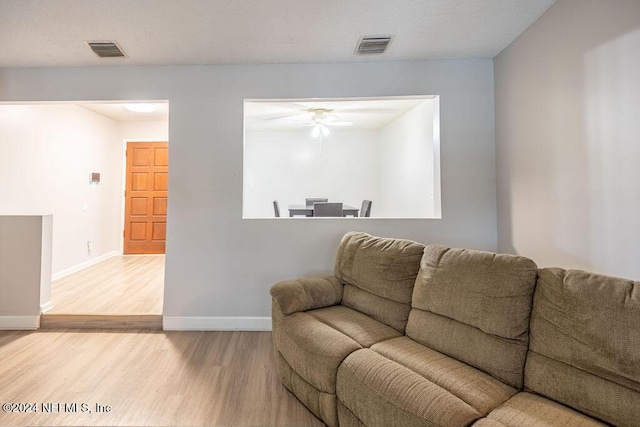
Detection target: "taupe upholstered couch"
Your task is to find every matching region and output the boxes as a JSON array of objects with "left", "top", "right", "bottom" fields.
[{"left": 270, "top": 232, "right": 640, "bottom": 427}]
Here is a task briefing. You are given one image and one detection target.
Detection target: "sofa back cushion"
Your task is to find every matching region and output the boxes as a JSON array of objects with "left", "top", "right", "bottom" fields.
[
  {"left": 406, "top": 245, "right": 538, "bottom": 389},
  {"left": 335, "top": 231, "right": 425, "bottom": 333},
  {"left": 525, "top": 268, "right": 640, "bottom": 426}
]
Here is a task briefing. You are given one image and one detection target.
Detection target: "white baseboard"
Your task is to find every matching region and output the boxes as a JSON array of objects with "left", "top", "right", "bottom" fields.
[
  {"left": 41, "top": 301, "right": 54, "bottom": 313},
  {"left": 52, "top": 251, "right": 120, "bottom": 281},
  {"left": 163, "top": 316, "right": 272, "bottom": 331},
  {"left": 0, "top": 316, "right": 40, "bottom": 330}
]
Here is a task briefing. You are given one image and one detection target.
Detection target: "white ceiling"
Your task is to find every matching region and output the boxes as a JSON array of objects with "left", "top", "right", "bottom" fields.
[
  {"left": 0, "top": 0, "right": 556, "bottom": 68},
  {"left": 245, "top": 98, "right": 433, "bottom": 131},
  {"left": 78, "top": 102, "right": 169, "bottom": 122}
]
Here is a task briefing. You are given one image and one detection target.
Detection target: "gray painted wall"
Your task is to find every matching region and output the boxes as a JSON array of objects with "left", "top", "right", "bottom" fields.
[
  {"left": 0, "top": 60, "right": 496, "bottom": 320},
  {"left": 495, "top": 0, "right": 640, "bottom": 278},
  {"left": 0, "top": 215, "right": 51, "bottom": 327}
]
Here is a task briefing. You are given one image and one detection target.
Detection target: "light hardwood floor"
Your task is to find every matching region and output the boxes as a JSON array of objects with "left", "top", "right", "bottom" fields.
[
  {"left": 0, "top": 330, "right": 323, "bottom": 427},
  {"left": 40, "top": 314, "right": 163, "bottom": 329},
  {"left": 49, "top": 255, "right": 164, "bottom": 315}
]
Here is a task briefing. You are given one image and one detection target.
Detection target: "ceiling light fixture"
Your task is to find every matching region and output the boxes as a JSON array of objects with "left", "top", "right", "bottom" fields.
[
  {"left": 309, "top": 109, "right": 351, "bottom": 138},
  {"left": 124, "top": 103, "right": 157, "bottom": 113},
  {"left": 311, "top": 122, "right": 330, "bottom": 138}
]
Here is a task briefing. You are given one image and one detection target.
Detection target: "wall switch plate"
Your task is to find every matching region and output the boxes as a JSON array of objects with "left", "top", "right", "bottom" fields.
[{"left": 82, "top": 202, "right": 89, "bottom": 211}]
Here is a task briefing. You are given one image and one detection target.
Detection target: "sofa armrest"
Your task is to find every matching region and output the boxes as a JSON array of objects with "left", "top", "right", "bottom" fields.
[{"left": 270, "top": 276, "right": 343, "bottom": 315}]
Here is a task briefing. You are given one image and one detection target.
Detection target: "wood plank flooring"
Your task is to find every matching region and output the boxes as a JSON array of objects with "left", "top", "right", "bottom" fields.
[
  {"left": 0, "top": 330, "right": 323, "bottom": 427},
  {"left": 49, "top": 255, "right": 164, "bottom": 315},
  {"left": 40, "top": 314, "right": 163, "bottom": 329}
]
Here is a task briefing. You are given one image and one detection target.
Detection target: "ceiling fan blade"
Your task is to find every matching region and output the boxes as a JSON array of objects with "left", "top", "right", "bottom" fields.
[
  {"left": 338, "top": 107, "right": 400, "bottom": 113},
  {"left": 259, "top": 102, "right": 313, "bottom": 111},
  {"left": 245, "top": 111, "right": 293, "bottom": 121},
  {"left": 327, "top": 121, "right": 353, "bottom": 127},
  {"left": 289, "top": 112, "right": 314, "bottom": 122},
  {"left": 253, "top": 113, "right": 312, "bottom": 125}
]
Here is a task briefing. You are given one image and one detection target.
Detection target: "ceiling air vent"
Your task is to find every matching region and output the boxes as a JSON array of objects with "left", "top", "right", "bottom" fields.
[
  {"left": 355, "top": 36, "right": 393, "bottom": 55},
  {"left": 87, "top": 41, "right": 126, "bottom": 58}
]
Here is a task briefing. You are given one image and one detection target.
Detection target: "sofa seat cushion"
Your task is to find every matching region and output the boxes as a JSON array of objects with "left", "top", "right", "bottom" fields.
[
  {"left": 275, "top": 311, "right": 361, "bottom": 394},
  {"left": 476, "top": 392, "right": 607, "bottom": 426},
  {"left": 337, "top": 348, "right": 486, "bottom": 427},
  {"left": 308, "top": 305, "right": 402, "bottom": 348},
  {"left": 275, "top": 306, "right": 400, "bottom": 396},
  {"left": 371, "top": 337, "right": 517, "bottom": 416},
  {"left": 472, "top": 419, "right": 508, "bottom": 427}
]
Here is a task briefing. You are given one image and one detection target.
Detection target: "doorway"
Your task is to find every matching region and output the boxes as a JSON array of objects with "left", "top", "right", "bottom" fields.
[{"left": 14, "top": 101, "right": 172, "bottom": 328}]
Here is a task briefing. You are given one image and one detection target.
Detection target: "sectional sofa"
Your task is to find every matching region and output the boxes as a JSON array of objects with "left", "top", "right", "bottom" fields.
[{"left": 270, "top": 231, "right": 640, "bottom": 426}]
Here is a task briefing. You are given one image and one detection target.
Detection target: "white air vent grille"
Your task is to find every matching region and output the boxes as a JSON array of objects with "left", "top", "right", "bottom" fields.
[
  {"left": 88, "top": 41, "right": 126, "bottom": 58},
  {"left": 356, "top": 36, "right": 393, "bottom": 55}
]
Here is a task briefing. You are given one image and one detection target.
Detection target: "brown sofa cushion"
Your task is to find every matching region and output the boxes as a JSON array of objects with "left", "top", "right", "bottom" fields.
[
  {"left": 335, "top": 231, "right": 425, "bottom": 333},
  {"left": 476, "top": 392, "right": 607, "bottom": 427},
  {"left": 472, "top": 419, "right": 508, "bottom": 427},
  {"left": 407, "top": 245, "right": 538, "bottom": 388},
  {"left": 274, "top": 311, "right": 361, "bottom": 394},
  {"left": 337, "top": 348, "right": 482, "bottom": 427},
  {"left": 412, "top": 244, "right": 538, "bottom": 341},
  {"left": 341, "top": 284, "right": 410, "bottom": 333},
  {"left": 308, "top": 305, "right": 402, "bottom": 348},
  {"left": 371, "top": 337, "right": 517, "bottom": 416},
  {"left": 274, "top": 305, "right": 404, "bottom": 394},
  {"left": 526, "top": 268, "right": 640, "bottom": 426}
]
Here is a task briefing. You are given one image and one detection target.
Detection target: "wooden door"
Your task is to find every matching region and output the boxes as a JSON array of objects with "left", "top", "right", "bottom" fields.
[{"left": 124, "top": 142, "right": 168, "bottom": 254}]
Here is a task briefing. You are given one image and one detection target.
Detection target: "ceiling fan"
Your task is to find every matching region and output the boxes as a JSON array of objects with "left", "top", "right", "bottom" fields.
[
  {"left": 306, "top": 109, "right": 353, "bottom": 138},
  {"left": 246, "top": 100, "right": 409, "bottom": 134},
  {"left": 248, "top": 103, "right": 354, "bottom": 136}
]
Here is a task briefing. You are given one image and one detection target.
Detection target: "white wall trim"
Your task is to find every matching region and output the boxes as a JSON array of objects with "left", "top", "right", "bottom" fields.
[
  {"left": 51, "top": 251, "right": 119, "bottom": 281},
  {"left": 163, "top": 316, "right": 272, "bottom": 331},
  {"left": 0, "top": 316, "right": 40, "bottom": 330},
  {"left": 40, "top": 301, "right": 54, "bottom": 313}
]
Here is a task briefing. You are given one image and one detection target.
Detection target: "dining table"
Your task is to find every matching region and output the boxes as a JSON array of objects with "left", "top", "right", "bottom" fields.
[{"left": 288, "top": 204, "right": 359, "bottom": 217}]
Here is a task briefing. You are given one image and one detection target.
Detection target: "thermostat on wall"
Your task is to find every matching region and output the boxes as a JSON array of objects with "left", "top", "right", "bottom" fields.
[{"left": 90, "top": 172, "right": 101, "bottom": 184}]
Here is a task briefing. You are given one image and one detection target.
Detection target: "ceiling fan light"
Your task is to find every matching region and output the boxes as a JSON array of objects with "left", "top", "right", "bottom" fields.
[
  {"left": 125, "top": 103, "right": 157, "bottom": 113},
  {"left": 311, "top": 125, "right": 320, "bottom": 138},
  {"left": 320, "top": 124, "right": 330, "bottom": 137}
]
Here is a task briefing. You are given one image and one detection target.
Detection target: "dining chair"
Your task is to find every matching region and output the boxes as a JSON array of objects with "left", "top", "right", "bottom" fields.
[
  {"left": 360, "top": 200, "right": 372, "bottom": 217},
  {"left": 305, "top": 197, "right": 328, "bottom": 207},
  {"left": 273, "top": 200, "right": 280, "bottom": 218},
  {"left": 313, "top": 202, "right": 343, "bottom": 217}
]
